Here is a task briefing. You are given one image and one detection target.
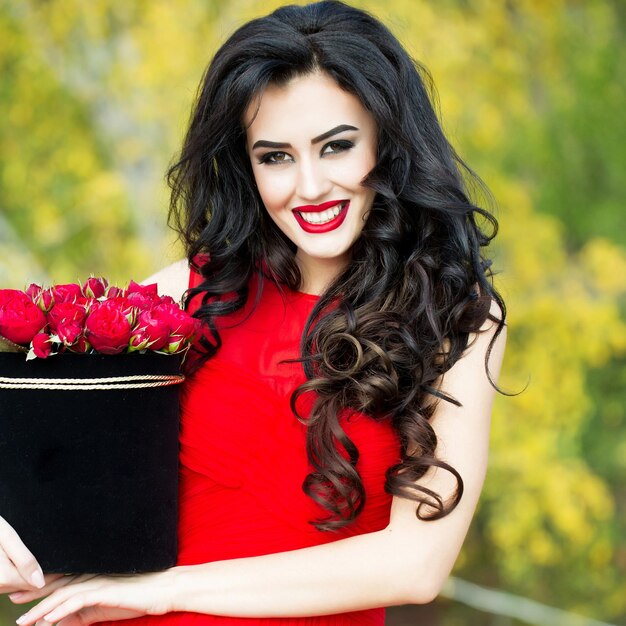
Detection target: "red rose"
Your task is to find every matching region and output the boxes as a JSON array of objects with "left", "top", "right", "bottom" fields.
[
  {"left": 83, "top": 276, "right": 109, "bottom": 299},
  {"left": 48, "top": 302, "right": 86, "bottom": 333},
  {"left": 0, "top": 289, "right": 21, "bottom": 308},
  {"left": 32, "top": 332, "right": 54, "bottom": 358},
  {"left": 69, "top": 335, "right": 91, "bottom": 353},
  {"left": 126, "top": 292, "right": 155, "bottom": 311},
  {"left": 158, "top": 295, "right": 176, "bottom": 306},
  {"left": 51, "top": 283, "right": 83, "bottom": 303},
  {"left": 56, "top": 321, "right": 82, "bottom": 347},
  {"left": 163, "top": 334, "right": 186, "bottom": 354},
  {"left": 0, "top": 290, "right": 47, "bottom": 345},
  {"left": 129, "top": 310, "right": 169, "bottom": 352},
  {"left": 152, "top": 303, "right": 197, "bottom": 338},
  {"left": 104, "top": 296, "right": 137, "bottom": 326},
  {"left": 125, "top": 281, "right": 160, "bottom": 311},
  {"left": 128, "top": 280, "right": 159, "bottom": 298},
  {"left": 33, "top": 288, "right": 55, "bottom": 312},
  {"left": 129, "top": 327, "right": 151, "bottom": 352},
  {"left": 25, "top": 283, "right": 43, "bottom": 300},
  {"left": 105, "top": 285, "right": 126, "bottom": 299},
  {"left": 162, "top": 318, "right": 202, "bottom": 354},
  {"left": 73, "top": 295, "right": 91, "bottom": 308},
  {"left": 85, "top": 301, "right": 132, "bottom": 355}
]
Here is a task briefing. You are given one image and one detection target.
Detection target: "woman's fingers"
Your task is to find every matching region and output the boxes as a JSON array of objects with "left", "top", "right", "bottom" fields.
[
  {"left": 16, "top": 577, "right": 106, "bottom": 625},
  {"left": 0, "top": 550, "right": 40, "bottom": 595},
  {"left": 54, "top": 605, "right": 143, "bottom": 626},
  {"left": 9, "top": 573, "right": 76, "bottom": 603},
  {"left": 0, "top": 516, "right": 44, "bottom": 590}
]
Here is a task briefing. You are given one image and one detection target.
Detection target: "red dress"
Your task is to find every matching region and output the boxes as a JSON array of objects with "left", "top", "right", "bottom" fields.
[{"left": 98, "top": 268, "right": 400, "bottom": 626}]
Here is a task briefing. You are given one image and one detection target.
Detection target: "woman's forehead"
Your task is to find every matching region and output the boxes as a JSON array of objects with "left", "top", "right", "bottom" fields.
[{"left": 243, "top": 72, "right": 374, "bottom": 143}]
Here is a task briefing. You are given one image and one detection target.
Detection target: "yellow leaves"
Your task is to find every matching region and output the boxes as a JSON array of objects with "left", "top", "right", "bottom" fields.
[
  {"left": 129, "top": 2, "right": 212, "bottom": 89},
  {"left": 581, "top": 238, "right": 626, "bottom": 297},
  {"left": 489, "top": 180, "right": 567, "bottom": 292},
  {"left": 544, "top": 464, "right": 613, "bottom": 538},
  {"left": 471, "top": 101, "right": 504, "bottom": 152},
  {"left": 528, "top": 530, "right": 559, "bottom": 566},
  {"left": 57, "top": 145, "right": 100, "bottom": 179},
  {"left": 31, "top": 201, "right": 65, "bottom": 247},
  {"left": 485, "top": 458, "right": 615, "bottom": 576},
  {"left": 79, "top": 171, "right": 127, "bottom": 226},
  {"left": 485, "top": 204, "right": 624, "bottom": 574},
  {"left": 476, "top": 147, "right": 623, "bottom": 610},
  {"left": 1, "top": 158, "right": 28, "bottom": 191}
]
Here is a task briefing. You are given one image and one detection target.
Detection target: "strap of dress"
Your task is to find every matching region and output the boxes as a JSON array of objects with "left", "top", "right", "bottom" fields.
[{"left": 188, "top": 264, "right": 201, "bottom": 290}]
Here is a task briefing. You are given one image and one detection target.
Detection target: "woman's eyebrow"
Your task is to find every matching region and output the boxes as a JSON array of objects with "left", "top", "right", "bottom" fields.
[
  {"left": 311, "top": 124, "right": 359, "bottom": 144},
  {"left": 251, "top": 124, "right": 359, "bottom": 150}
]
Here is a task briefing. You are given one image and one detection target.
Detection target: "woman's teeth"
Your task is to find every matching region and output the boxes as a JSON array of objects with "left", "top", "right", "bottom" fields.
[{"left": 299, "top": 203, "right": 344, "bottom": 224}]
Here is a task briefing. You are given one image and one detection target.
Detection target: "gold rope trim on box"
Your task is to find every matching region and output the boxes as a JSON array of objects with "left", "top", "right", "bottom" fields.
[{"left": 0, "top": 373, "right": 185, "bottom": 390}]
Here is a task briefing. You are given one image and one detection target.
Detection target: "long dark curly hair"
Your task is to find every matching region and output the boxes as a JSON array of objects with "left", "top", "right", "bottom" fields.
[{"left": 167, "top": 0, "right": 506, "bottom": 532}]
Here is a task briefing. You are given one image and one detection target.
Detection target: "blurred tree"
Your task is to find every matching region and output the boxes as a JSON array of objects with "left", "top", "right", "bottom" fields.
[{"left": 0, "top": 0, "right": 230, "bottom": 286}]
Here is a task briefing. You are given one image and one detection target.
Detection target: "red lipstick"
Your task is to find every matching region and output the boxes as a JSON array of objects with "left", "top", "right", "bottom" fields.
[
  {"left": 293, "top": 199, "right": 345, "bottom": 213},
  {"left": 292, "top": 200, "right": 350, "bottom": 234}
]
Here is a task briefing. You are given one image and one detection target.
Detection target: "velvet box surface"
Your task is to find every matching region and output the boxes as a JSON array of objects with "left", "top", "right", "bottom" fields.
[{"left": 0, "top": 351, "right": 182, "bottom": 574}]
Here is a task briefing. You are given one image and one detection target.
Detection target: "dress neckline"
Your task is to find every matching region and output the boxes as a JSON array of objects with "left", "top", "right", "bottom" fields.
[
  {"left": 288, "top": 288, "right": 320, "bottom": 301},
  {"left": 268, "top": 281, "right": 320, "bottom": 305}
]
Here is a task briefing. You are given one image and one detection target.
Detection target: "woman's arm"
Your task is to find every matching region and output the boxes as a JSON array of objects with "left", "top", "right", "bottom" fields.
[{"left": 171, "top": 303, "right": 507, "bottom": 616}]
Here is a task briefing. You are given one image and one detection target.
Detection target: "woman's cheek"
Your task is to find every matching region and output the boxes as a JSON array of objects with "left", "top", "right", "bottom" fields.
[
  {"left": 325, "top": 157, "right": 371, "bottom": 188},
  {"left": 257, "top": 178, "right": 293, "bottom": 213}
]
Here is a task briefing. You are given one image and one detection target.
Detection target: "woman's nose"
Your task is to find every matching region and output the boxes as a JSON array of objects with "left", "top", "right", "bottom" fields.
[{"left": 295, "top": 158, "right": 332, "bottom": 201}]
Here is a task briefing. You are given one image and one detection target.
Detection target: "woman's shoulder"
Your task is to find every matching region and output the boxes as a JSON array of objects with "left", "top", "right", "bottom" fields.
[{"left": 141, "top": 258, "right": 190, "bottom": 304}]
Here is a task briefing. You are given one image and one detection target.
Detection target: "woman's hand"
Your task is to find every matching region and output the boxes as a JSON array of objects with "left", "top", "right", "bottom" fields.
[
  {"left": 0, "top": 516, "right": 64, "bottom": 595},
  {"left": 9, "top": 568, "right": 181, "bottom": 626}
]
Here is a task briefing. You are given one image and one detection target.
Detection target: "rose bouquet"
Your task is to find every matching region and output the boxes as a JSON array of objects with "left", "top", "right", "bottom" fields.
[
  {"left": 0, "top": 276, "right": 200, "bottom": 359},
  {"left": 0, "top": 277, "right": 199, "bottom": 574}
]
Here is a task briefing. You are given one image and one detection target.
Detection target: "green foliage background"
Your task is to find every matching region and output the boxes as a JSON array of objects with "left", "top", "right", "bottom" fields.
[{"left": 1, "top": 1, "right": 624, "bottom": 624}]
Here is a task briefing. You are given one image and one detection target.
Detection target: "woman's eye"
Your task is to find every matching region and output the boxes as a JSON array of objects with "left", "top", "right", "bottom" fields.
[
  {"left": 259, "top": 151, "right": 291, "bottom": 165},
  {"left": 322, "top": 140, "right": 354, "bottom": 156}
]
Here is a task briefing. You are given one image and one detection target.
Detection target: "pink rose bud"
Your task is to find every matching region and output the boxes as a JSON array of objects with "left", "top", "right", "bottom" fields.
[
  {"left": 0, "top": 291, "right": 47, "bottom": 345},
  {"left": 81, "top": 297, "right": 97, "bottom": 313},
  {"left": 34, "top": 288, "right": 55, "bottom": 312},
  {"left": 31, "top": 332, "right": 54, "bottom": 358},
  {"left": 74, "top": 295, "right": 90, "bottom": 308},
  {"left": 164, "top": 334, "right": 186, "bottom": 354},
  {"left": 25, "top": 283, "right": 43, "bottom": 300},
  {"left": 83, "top": 276, "right": 109, "bottom": 299},
  {"left": 126, "top": 308, "right": 138, "bottom": 327},
  {"left": 69, "top": 335, "right": 91, "bottom": 353},
  {"left": 132, "top": 310, "right": 169, "bottom": 351},
  {"left": 51, "top": 283, "right": 83, "bottom": 303},
  {"left": 105, "top": 285, "right": 126, "bottom": 298},
  {"left": 85, "top": 300, "right": 132, "bottom": 355},
  {"left": 128, "top": 328, "right": 151, "bottom": 352},
  {"left": 47, "top": 302, "right": 87, "bottom": 333},
  {"left": 56, "top": 321, "right": 82, "bottom": 347}
]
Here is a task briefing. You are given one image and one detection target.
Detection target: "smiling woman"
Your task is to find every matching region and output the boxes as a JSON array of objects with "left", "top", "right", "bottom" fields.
[
  {"left": 3, "top": 1, "right": 506, "bottom": 625},
  {"left": 245, "top": 72, "right": 378, "bottom": 295}
]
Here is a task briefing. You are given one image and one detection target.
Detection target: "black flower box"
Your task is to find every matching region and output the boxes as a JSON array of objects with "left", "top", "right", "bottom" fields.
[{"left": 0, "top": 351, "right": 182, "bottom": 574}]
